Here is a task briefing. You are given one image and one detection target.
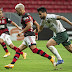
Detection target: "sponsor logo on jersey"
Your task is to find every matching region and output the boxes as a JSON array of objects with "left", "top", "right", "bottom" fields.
[{"left": 23, "top": 17, "right": 29, "bottom": 20}]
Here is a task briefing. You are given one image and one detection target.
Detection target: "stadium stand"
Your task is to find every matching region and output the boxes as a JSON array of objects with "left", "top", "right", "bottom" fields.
[{"left": 0, "top": 0, "right": 72, "bottom": 13}]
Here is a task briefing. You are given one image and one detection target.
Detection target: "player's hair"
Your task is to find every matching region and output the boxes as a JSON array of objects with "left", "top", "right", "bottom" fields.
[
  {"left": 37, "top": 7, "right": 47, "bottom": 13},
  {"left": 15, "top": 3, "right": 25, "bottom": 10}
]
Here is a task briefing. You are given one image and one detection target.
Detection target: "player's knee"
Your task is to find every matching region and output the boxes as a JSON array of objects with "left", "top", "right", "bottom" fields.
[
  {"left": 65, "top": 45, "right": 72, "bottom": 53},
  {"left": 68, "top": 48, "right": 72, "bottom": 53},
  {"left": 46, "top": 44, "right": 50, "bottom": 48},
  {"left": 68, "top": 49, "right": 72, "bottom": 53},
  {"left": 0, "top": 38, "right": 4, "bottom": 43},
  {"left": 32, "top": 48, "right": 39, "bottom": 53},
  {"left": 9, "top": 44, "right": 14, "bottom": 48}
]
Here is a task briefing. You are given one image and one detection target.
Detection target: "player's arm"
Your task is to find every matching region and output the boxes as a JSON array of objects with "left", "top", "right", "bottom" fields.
[
  {"left": 34, "top": 25, "right": 43, "bottom": 33},
  {"left": 33, "top": 21, "right": 40, "bottom": 33},
  {"left": 34, "top": 21, "right": 44, "bottom": 33},
  {"left": 57, "top": 16, "right": 72, "bottom": 25},
  {"left": 6, "top": 18, "right": 22, "bottom": 30},
  {"left": 39, "top": 20, "right": 44, "bottom": 32},
  {"left": 18, "top": 22, "right": 31, "bottom": 36},
  {"left": 11, "top": 21, "right": 22, "bottom": 30},
  {"left": 33, "top": 22, "right": 43, "bottom": 33}
]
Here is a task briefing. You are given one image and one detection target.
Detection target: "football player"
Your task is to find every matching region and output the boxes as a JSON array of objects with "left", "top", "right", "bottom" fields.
[{"left": 0, "top": 9, "right": 27, "bottom": 59}]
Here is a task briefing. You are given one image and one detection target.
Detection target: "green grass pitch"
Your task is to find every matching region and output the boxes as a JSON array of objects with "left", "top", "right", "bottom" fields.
[{"left": 0, "top": 40, "right": 72, "bottom": 72}]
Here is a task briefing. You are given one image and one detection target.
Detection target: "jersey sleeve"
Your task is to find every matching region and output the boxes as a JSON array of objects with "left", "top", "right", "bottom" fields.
[
  {"left": 48, "top": 14, "right": 59, "bottom": 19},
  {"left": 23, "top": 17, "right": 30, "bottom": 24},
  {"left": 6, "top": 18, "right": 12, "bottom": 23}
]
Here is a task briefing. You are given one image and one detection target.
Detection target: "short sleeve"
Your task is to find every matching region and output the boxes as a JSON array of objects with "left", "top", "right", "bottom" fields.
[
  {"left": 6, "top": 18, "right": 12, "bottom": 23},
  {"left": 48, "top": 14, "right": 59, "bottom": 19}
]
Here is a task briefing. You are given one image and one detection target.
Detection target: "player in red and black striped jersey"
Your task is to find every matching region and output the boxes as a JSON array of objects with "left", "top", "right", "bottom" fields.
[
  {"left": 4, "top": 3, "right": 56, "bottom": 69},
  {"left": 21, "top": 13, "right": 36, "bottom": 37},
  {"left": 0, "top": 9, "right": 27, "bottom": 59},
  {"left": 22, "top": 13, "right": 39, "bottom": 40},
  {"left": 0, "top": 17, "right": 12, "bottom": 35},
  {"left": 21, "top": 13, "right": 38, "bottom": 40}
]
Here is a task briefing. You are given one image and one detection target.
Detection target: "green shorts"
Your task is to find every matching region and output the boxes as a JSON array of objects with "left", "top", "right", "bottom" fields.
[{"left": 52, "top": 31, "right": 71, "bottom": 46}]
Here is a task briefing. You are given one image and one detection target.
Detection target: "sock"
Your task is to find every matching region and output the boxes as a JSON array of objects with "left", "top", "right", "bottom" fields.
[
  {"left": 48, "top": 46, "right": 62, "bottom": 60},
  {"left": 32, "top": 48, "right": 52, "bottom": 60},
  {"left": 1, "top": 42, "right": 8, "bottom": 52},
  {"left": 12, "top": 46, "right": 17, "bottom": 51},
  {"left": 11, "top": 48, "right": 20, "bottom": 64},
  {"left": 12, "top": 46, "right": 23, "bottom": 55}
]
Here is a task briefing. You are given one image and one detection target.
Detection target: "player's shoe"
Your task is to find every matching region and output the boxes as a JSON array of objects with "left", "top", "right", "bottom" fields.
[
  {"left": 50, "top": 56, "right": 56, "bottom": 67},
  {"left": 22, "top": 52, "right": 27, "bottom": 59},
  {"left": 4, "top": 64, "right": 14, "bottom": 69},
  {"left": 3, "top": 52, "right": 10, "bottom": 58},
  {"left": 56, "top": 60, "right": 64, "bottom": 66}
]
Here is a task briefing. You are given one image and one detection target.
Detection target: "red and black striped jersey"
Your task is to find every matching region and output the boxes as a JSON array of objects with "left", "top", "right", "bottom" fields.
[
  {"left": 21, "top": 13, "right": 36, "bottom": 37},
  {"left": 0, "top": 17, "right": 12, "bottom": 35}
]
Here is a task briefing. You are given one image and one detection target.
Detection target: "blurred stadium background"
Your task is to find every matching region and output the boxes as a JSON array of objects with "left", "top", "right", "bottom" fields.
[{"left": 0, "top": 0, "right": 72, "bottom": 40}]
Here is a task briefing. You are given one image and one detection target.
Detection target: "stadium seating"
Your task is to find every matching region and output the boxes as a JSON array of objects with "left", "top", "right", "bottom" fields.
[{"left": 0, "top": 0, "right": 72, "bottom": 13}]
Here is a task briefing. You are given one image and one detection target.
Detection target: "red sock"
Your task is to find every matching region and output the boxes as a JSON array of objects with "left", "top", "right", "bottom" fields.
[
  {"left": 20, "top": 51, "right": 23, "bottom": 55},
  {"left": 11, "top": 48, "right": 20, "bottom": 64},
  {"left": 32, "top": 48, "right": 51, "bottom": 59},
  {"left": 12, "top": 46, "right": 17, "bottom": 51},
  {"left": 1, "top": 42, "right": 8, "bottom": 52},
  {"left": 12, "top": 46, "right": 23, "bottom": 55}
]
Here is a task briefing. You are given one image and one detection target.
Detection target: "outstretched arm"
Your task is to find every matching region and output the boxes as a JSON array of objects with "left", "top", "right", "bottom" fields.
[
  {"left": 33, "top": 21, "right": 43, "bottom": 33},
  {"left": 33, "top": 21, "right": 40, "bottom": 33},
  {"left": 57, "top": 16, "right": 72, "bottom": 26},
  {"left": 11, "top": 21, "right": 22, "bottom": 30}
]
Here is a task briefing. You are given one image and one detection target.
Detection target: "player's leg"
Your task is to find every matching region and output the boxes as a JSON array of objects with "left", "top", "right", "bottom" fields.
[
  {"left": 46, "top": 38, "right": 63, "bottom": 65},
  {"left": 9, "top": 43, "right": 27, "bottom": 59},
  {"left": 10, "top": 44, "right": 27, "bottom": 64},
  {"left": 30, "top": 45, "right": 56, "bottom": 67},
  {"left": 5, "top": 35, "right": 27, "bottom": 59},
  {"left": 26, "top": 36, "right": 56, "bottom": 66},
  {"left": 0, "top": 38, "right": 9, "bottom": 53},
  {"left": 4, "top": 43, "right": 27, "bottom": 69},
  {"left": 64, "top": 44, "right": 72, "bottom": 53},
  {"left": 62, "top": 40, "right": 72, "bottom": 53},
  {"left": 0, "top": 37, "right": 10, "bottom": 58},
  {"left": 46, "top": 38, "right": 63, "bottom": 60},
  {"left": 61, "top": 31, "right": 72, "bottom": 52}
]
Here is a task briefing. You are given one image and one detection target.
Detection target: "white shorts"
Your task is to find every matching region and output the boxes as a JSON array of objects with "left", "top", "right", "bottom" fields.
[
  {"left": 22, "top": 36, "right": 36, "bottom": 47},
  {"left": 0, "top": 33, "right": 12, "bottom": 45}
]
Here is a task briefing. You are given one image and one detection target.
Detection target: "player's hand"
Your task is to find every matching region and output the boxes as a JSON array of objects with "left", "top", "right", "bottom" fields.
[
  {"left": 18, "top": 27, "right": 22, "bottom": 30},
  {"left": 18, "top": 32, "right": 22, "bottom": 36}
]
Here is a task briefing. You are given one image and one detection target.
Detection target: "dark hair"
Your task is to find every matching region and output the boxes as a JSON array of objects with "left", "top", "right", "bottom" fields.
[{"left": 37, "top": 7, "right": 47, "bottom": 13}]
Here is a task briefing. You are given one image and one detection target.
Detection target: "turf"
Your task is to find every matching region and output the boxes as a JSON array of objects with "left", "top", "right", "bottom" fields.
[{"left": 0, "top": 40, "right": 72, "bottom": 72}]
